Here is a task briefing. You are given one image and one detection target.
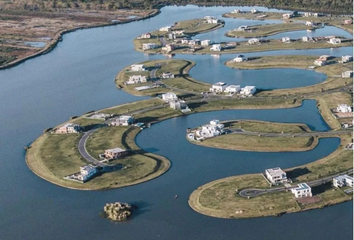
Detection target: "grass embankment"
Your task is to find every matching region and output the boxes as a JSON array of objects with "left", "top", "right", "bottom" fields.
[
  {"left": 226, "top": 23, "right": 309, "bottom": 38},
  {"left": 193, "top": 134, "right": 318, "bottom": 152},
  {"left": 115, "top": 59, "right": 209, "bottom": 96},
  {"left": 226, "top": 55, "right": 353, "bottom": 97},
  {"left": 189, "top": 134, "right": 353, "bottom": 219},
  {"left": 171, "top": 18, "right": 224, "bottom": 34}
]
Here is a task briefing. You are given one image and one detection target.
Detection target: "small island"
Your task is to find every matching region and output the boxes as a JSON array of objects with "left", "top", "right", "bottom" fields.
[{"left": 103, "top": 202, "right": 133, "bottom": 222}]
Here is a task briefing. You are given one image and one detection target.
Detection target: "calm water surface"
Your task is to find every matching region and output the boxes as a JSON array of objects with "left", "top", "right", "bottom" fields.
[{"left": 0, "top": 5, "right": 352, "bottom": 240}]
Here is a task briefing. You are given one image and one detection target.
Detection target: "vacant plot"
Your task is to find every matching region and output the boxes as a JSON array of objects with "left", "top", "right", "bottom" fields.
[{"left": 224, "top": 120, "right": 311, "bottom": 133}]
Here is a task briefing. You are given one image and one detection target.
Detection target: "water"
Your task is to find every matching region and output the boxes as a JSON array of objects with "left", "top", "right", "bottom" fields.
[{"left": 0, "top": 5, "right": 352, "bottom": 240}]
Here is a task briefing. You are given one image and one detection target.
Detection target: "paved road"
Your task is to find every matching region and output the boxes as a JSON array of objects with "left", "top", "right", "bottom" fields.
[
  {"left": 239, "top": 169, "right": 353, "bottom": 198},
  {"left": 159, "top": 37, "right": 168, "bottom": 46}
]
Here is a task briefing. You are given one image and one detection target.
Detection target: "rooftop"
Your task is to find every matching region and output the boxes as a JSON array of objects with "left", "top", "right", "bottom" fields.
[
  {"left": 294, "top": 183, "right": 311, "bottom": 190},
  {"left": 106, "top": 147, "right": 126, "bottom": 153},
  {"left": 266, "top": 167, "right": 285, "bottom": 176}
]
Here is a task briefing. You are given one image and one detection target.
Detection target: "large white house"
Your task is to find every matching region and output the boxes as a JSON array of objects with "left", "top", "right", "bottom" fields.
[
  {"left": 291, "top": 183, "right": 312, "bottom": 198},
  {"left": 56, "top": 123, "right": 81, "bottom": 134},
  {"left": 201, "top": 40, "right": 212, "bottom": 46},
  {"left": 110, "top": 115, "right": 134, "bottom": 126},
  {"left": 251, "top": 8, "right": 259, "bottom": 14},
  {"left": 265, "top": 167, "right": 287, "bottom": 185},
  {"left": 161, "top": 72, "right": 174, "bottom": 79},
  {"left": 169, "top": 99, "right": 189, "bottom": 111},
  {"left": 342, "top": 55, "right": 353, "bottom": 63},
  {"left": 328, "top": 38, "right": 341, "bottom": 44},
  {"left": 210, "top": 82, "right": 226, "bottom": 92},
  {"left": 210, "top": 44, "right": 222, "bottom": 51},
  {"left": 240, "top": 86, "right": 256, "bottom": 96},
  {"left": 282, "top": 37, "right": 291, "bottom": 43},
  {"left": 314, "top": 59, "right": 326, "bottom": 66},
  {"left": 142, "top": 43, "right": 157, "bottom": 50},
  {"left": 126, "top": 75, "right": 147, "bottom": 84},
  {"left": 224, "top": 85, "right": 241, "bottom": 93},
  {"left": 342, "top": 71, "right": 353, "bottom": 78},
  {"left": 78, "top": 165, "right": 98, "bottom": 182},
  {"left": 333, "top": 175, "right": 353, "bottom": 187},
  {"left": 233, "top": 55, "right": 247, "bottom": 62},
  {"left": 248, "top": 38, "right": 260, "bottom": 45},
  {"left": 159, "top": 26, "right": 172, "bottom": 32},
  {"left": 337, "top": 104, "right": 352, "bottom": 113},
  {"left": 196, "top": 119, "right": 225, "bottom": 139},
  {"left": 161, "top": 92, "right": 178, "bottom": 102},
  {"left": 131, "top": 64, "right": 145, "bottom": 72}
]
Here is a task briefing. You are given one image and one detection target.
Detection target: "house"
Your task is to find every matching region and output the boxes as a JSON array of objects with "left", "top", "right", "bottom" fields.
[
  {"left": 313, "top": 13, "right": 323, "bottom": 18},
  {"left": 231, "top": 9, "right": 242, "bottom": 13},
  {"left": 251, "top": 8, "right": 259, "bottom": 14},
  {"left": 282, "top": 13, "right": 292, "bottom": 19},
  {"left": 78, "top": 165, "right": 98, "bottom": 182},
  {"left": 181, "top": 38, "right": 190, "bottom": 44},
  {"left": 104, "top": 147, "right": 128, "bottom": 159},
  {"left": 169, "top": 99, "right": 189, "bottom": 111},
  {"left": 337, "top": 104, "right": 352, "bottom": 113},
  {"left": 172, "top": 30, "right": 185, "bottom": 36},
  {"left": 291, "top": 183, "right": 312, "bottom": 198},
  {"left": 318, "top": 55, "right": 332, "bottom": 61},
  {"left": 196, "top": 120, "right": 225, "bottom": 139},
  {"left": 305, "top": 21, "right": 315, "bottom": 27},
  {"left": 342, "top": 71, "right": 353, "bottom": 78},
  {"left": 342, "top": 55, "right": 353, "bottom": 63},
  {"left": 303, "top": 12, "right": 313, "bottom": 17},
  {"left": 131, "top": 64, "right": 145, "bottom": 72},
  {"left": 248, "top": 38, "right": 260, "bottom": 45},
  {"left": 162, "top": 44, "right": 175, "bottom": 52},
  {"left": 343, "top": 19, "right": 353, "bottom": 25},
  {"left": 201, "top": 40, "right": 211, "bottom": 46},
  {"left": 210, "top": 82, "right": 226, "bottom": 92},
  {"left": 161, "top": 92, "right": 178, "bottom": 102},
  {"left": 161, "top": 72, "right": 175, "bottom": 79},
  {"left": 206, "top": 18, "right": 219, "bottom": 24},
  {"left": 168, "top": 33, "right": 176, "bottom": 40},
  {"left": 188, "top": 39, "right": 201, "bottom": 46},
  {"left": 265, "top": 167, "right": 287, "bottom": 185},
  {"left": 210, "top": 44, "right": 221, "bottom": 51},
  {"left": 333, "top": 175, "right": 354, "bottom": 187},
  {"left": 302, "top": 36, "right": 310, "bottom": 42},
  {"left": 314, "top": 59, "right": 326, "bottom": 66},
  {"left": 282, "top": 37, "right": 291, "bottom": 43},
  {"left": 56, "top": 123, "right": 80, "bottom": 134},
  {"left": 240, "top": 86, "right": 256, "bottom": 96},
  {"left": 237, "top": 25, "right": 250, "bottom": 31},
  {"left": 110, "top": 115, "right": 134, "bottom": 126},
  {"left": 142, "top": 43, "right": 157, "bottom": 50},
  {"left": 159, "top": 26, "right": 172, "bottom": 32},
  {"left": 233, "top": 55, "right": 247, "bottom": 62},
  {"left": 126, "top": 75, "right": 147, "bottom": 84},
  {"left": 138, "top": 33, "right": 151, "bottom": 39},
  {"left": 224, "top": 85, "right": 241, "bottom": 93},
  {"left": 204, "top": 16, "right": 217, "bottom": 20},
  {"left": 328, "top": 38, "right": 341, "bottom": 44}
]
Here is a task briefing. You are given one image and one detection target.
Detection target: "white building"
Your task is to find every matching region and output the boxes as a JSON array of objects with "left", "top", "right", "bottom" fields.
[
  {"left": 314, "top": 59, "right": 326, "bottom": 66},
  {"left": 265, "top": 167, "right": 287, "bottom": 185},
  {"left": 305, "top": 21, "right": 315, "bottom": 27},
  {"left": 159, "top": 26, "right": 172, "bottom": 32},
  {"left": 302, "top": 36, "right": 310, "bottom": 42},
  {"left": 196, "top": 120, "right": 225, "bottom": 139},
  {"left": 110, "top": 115, "right": 134, "bottom": 126},
  {"left": 337, "top": 104, "right": 352, "bottom": 113},
  {"left": 282, "top": 13, "right": 292, "bottom": 19},
  {"left": 138, "top": 33, "right": 151, "bottom": 39},
  {"left": 342, "top": 71, "right": 353, "bottom": 78},
  {"left": 161, "top": 72, "right": 174, "bottom": 79},
  {"left": 172, "top": 30, "right": 185, "bottom": 36},
  {"left": 251, "top": 8, "right": 259, "bottom": 14},
  {"left": 291, "top": 183, "right": 312, "bottom": 198},
  {"left": 56, "top": 123, "right": 80, "bottom": 134},
  {"left": 224, "top": 85, "right": 241, "bottom": 93},
  {"left": 169, "top": 99, "right": 189, "bottom": 111},
  {"left": 233, "top": 55, "right": 247, "bottom": 62},
  {"left": 161, "top": 92, "right": 178, "bottom": 102},
  {"left": 142, "top": 43, "right": 157, "bottom": 50},
  {"left": 206, "top": 18, "right": 219, "bottom": 24},
  {"left": 210, "top": 44, "right": 222, "bottom": 51},
  {"left": 282, "top": 37, "right": 291, "bottom": 43},
  {"left": 240, "top": 86, "right": 256, "bottom": 96},
  {"left": 131, "top": 64, "right": 145, "bottom": 72},
  {"left": 231, "top": 9, "right": 242, "bottom": 13},
  {"left": 342, "top": 55, "right": 353, "bottom": 63},
  {"left": 126, "top": 75, "right": 147, "bottom": 84},
  {"left": 333, "top": 175, "right": 354, "bottom": 187},
  {"left": 328, "top": 38, "right": 341, "bottom": 44},
  {"left": 248, "top": 38, "right": 260, "bottom": 45},
  {"left": 236, "top": 25, "right": 250, "bottom": 31},
  {"left": 201, "top": 40, "right": 211, "bottom": 46},
  {"left": 78, "top": 165, "right": 98, "bottom": 182},
  {"left": 210, "top": 82, "right": 226, "bottom": 92},
  {"left": 204, "top": 16, "right": 217, "bottom": 20}
]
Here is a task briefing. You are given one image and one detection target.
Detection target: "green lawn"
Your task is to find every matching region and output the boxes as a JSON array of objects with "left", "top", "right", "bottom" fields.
[{"left": 224, "top": 120, "right": 311, "bottom": 133}]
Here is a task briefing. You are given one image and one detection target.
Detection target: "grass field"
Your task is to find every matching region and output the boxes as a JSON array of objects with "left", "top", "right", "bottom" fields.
[
  {"left": 172, "top": 18, "right": 224, "bottom": 34},
  {"left": 224, "top": 120, "right": 311, "bottom": 133}
]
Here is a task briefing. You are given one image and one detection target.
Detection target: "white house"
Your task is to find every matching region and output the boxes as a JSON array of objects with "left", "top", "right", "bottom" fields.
[
  {"left": 131, "top": 64, "right": 145, "bottom": 72},
  {"left": 159, "top": 26, "right": 172, "bottom": 32},
  {"left": 168, "top": 33, "right": 176, "bottom": 40},
  {"left": 333, "top": 175, "right": 354, "bottom": 187},
  {"left": 161, "top": 92, "right": 178, "bottom": 102},
  {"left": 201, "top": 40, "right": 211, "bottom": 46},
  {"left": 251, "top": 8, "right": 259, "bottom": 14},
  {"left": 224, "top": 85, "right": 241, "bottom": 94},
  {"left": 196, "top": 120, "right": 225, "bottom": 139},
  {"left": 328, "top": 38, "right": 341, "bottom": 44},
  {"left": 291, "top": 183, "right": 312, "bottom": 198},
  {"left": 314, "top": 59, "right": 326, "bottom": 66},
  {"left": 142, "top": 43, "right": 157, "bottom": 50},
  {"left": 337, "top": 104, "right": 352, "bottom": 113},
  {"left": 282, "top": 37, "right": 291, "bottom": 43},
  {"left": 210, "top": 82, "right": 226, "bottom": 92},
  {"left": 206, "top": 18, "right": 219, "bottom": 24},
  {"left": 240, "top": 86, "right": 256, "bottom": 96},
  {"left": 204, "top": 16, "right": 217, "bottom": 20},
  {"left": 138, "top": 33, "right": 151, "bottom": 39},
  {"left": 302, "top": 36, "right": 310, "bottom": 42},
  {"left": 78, "top": 165, "right": 98, "bottom": 182},
  {"left": 231, "top": 9, "right": 242, "bottom": 13},
  {"left": 210, "top": 44, "right": 222, "bottom": 51},
  {"left": 342, "top": 71, "right": 353, "bottom": 78},
  {"left": 282, "top": 13, "right": 292, "bottom": 19},
  {"left": 169, "top": 99, "right": 189, "bottom": 111},
  {"left": 342, "top": 55, "right": 353, "bottom": 63},
  {"left": 248, "top": 38, "right": 260, "bottom": 44},
  {"left": 303, "top": 12, "right": 313, "bottom": 17},
  {"left": 172, "top": 30, "right": 185, "bottom": 36},
  {"left": 126, "top": 75, "right": 147, "bottom": 84},
  {"left": 110, "top": 115, "right": 134, "bottom": 126},
  {"left": 236, "top": 25, "right": 250, "bottom": 31},
  {"left": 305, "top": 21, "right": 315, "bottom": 27},
  {"left": 161, "top": 72, "right": 174, "bottom": 79},
  {"left": 265, "top": 167, "right": 287, "bottom": 185},
  {"left": 233, "top": 55, "right": 247, "bottom": 62},
  {"left": 56, "top": 123, "right": 81, "bottom": 134}
]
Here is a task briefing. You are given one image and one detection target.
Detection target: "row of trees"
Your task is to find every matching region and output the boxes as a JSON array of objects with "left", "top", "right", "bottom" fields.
[{"left": 0, "top": 0, "right": 352, "bottom": 14}]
